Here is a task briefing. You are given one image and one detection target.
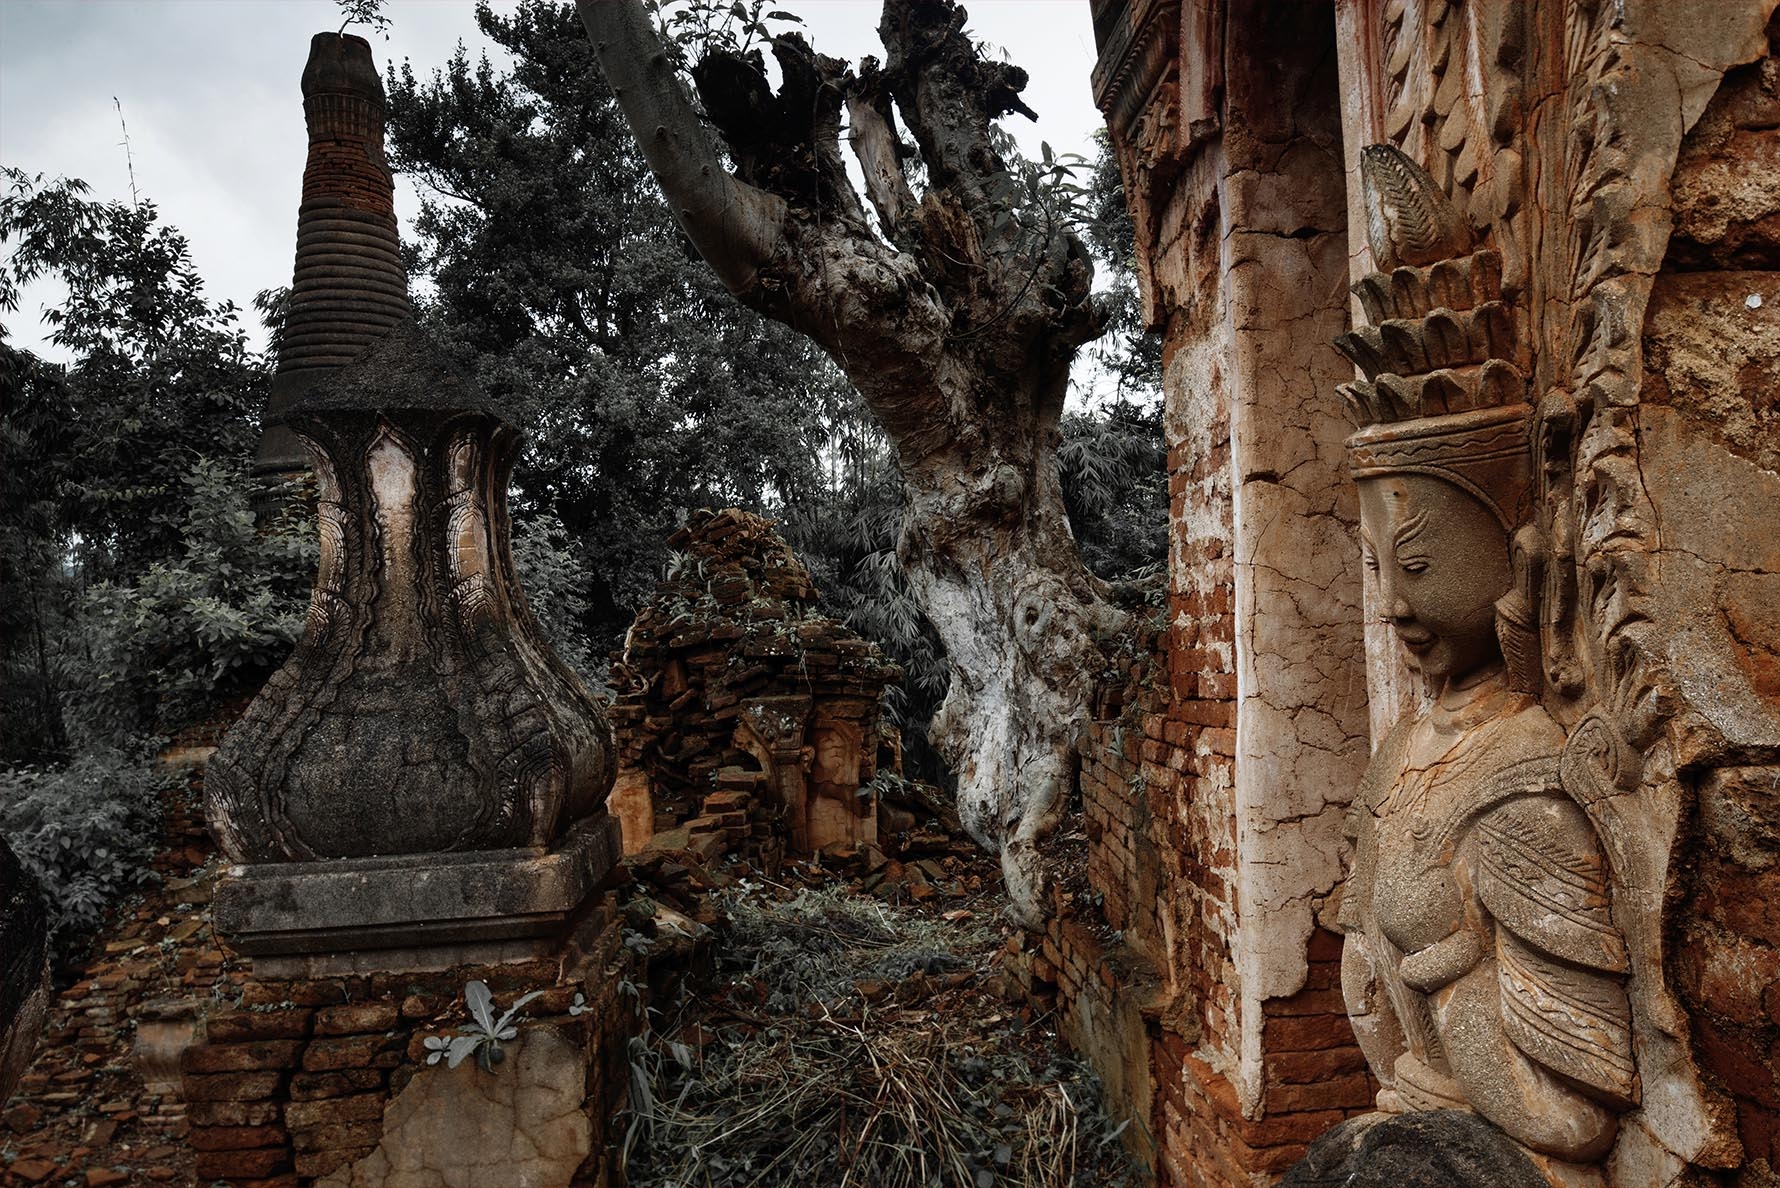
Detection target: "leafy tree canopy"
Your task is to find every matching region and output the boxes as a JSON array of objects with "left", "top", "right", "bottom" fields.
[
  {"left": 1, "top": 169, "right": 312, "bottom": 948},
  {"left": 386, "top": 0, "right": 866, "bottom": 647}
]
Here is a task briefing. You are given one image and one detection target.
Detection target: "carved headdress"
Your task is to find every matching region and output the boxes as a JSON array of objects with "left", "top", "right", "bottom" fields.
[
  {"left": 1335, "top": 144, "right": 1533, "bottom": 530},
  {"left": 1336, "top": 144, "right": 1544, "bottom": 686}
]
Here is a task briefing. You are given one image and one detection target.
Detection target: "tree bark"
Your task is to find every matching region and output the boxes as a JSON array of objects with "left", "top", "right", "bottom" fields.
[{"left": 576, "top": 0, "right": 1119, "bottom": 926}]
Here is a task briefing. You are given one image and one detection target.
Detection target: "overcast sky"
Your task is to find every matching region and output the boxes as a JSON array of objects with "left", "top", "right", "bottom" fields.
[{"left": 0, "top": 0, "right": 1105, "bottom": 360}]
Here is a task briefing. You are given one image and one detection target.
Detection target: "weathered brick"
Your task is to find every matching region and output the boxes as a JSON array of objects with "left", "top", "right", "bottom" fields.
[
  {"left": 302, "top": 1034, "right": 403, "bottom": 1072},
  {"left": 399, "top": 993, "right": 441, "bottom": 1019},
  {"left": 194, "top": 1148, "right": 291, "bottom": 1179},
  {"left": 292, "top": 1121, "right": 382, "bottom": 1153},
  {"left": 183, "top": 1070, "right": 284, "bottom": 1102},
  {"left": 1266, "top": 1045, "right": 1369, "bottom": 1085},
  {"left": 1262, "top": 1013, "right": 1356, "bottom": 1053},
  {"left": 1226, "top": 1129, "right": 1314, "bottom": 1174},
  {"left": 290, "top": 1069, "right": 385, "bottom": 1100},
  {"left": 1182, "top": 1054, "right": 1242, "bottom": 1121},
  {"left": 313, "top": 1002, "right": 401, "bottom": 1036},
  {"left": 188, "top": 1124, "right": 288, "bottom": 1151},
  {"left": 294, "top": 1146, "right": 377, "bottom": 1179},
  {"left": 1236, "top": 1107, "right": 1346, "bottom": 1149},
  {"left": 1692, "top": 1013, "right": 1780, "bottom": 1110},
  {"left": 181, "top": 1040, "right": 304, "bottom": 1074},
  {"left": 205, "top": 1008, "right": 312, "bottom": 1043},
  {"left": 1264, "top": 989, "right": 1350, "bottom": 1018},
  {"left": 188, "top": 1101, "right": 282, "bottom": 1128},
  {"left": 285, "top": 1092, "right": 386, "bottom": 1130},
  {"left": 1303, "top": 928, "right": 1344, "bottom": 963},
  {"left": 1264, "top": 1070, "right": 1375, "bottom": 1114}
]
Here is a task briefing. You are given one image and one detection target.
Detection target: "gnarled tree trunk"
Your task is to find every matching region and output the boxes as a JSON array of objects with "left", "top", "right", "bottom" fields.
[{"left": 576, "top": 0, "right": 1120, "bottom": 924}]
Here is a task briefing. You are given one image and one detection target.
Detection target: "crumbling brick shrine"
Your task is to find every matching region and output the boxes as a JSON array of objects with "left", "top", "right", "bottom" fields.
[{"left": 605, "top": 507, "right": 904, "bottom": 862}]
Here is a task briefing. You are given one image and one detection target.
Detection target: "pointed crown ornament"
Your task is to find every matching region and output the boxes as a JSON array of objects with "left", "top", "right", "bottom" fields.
[{"left": 1335, "top": 144, "right": 1534, "bottom": 534}]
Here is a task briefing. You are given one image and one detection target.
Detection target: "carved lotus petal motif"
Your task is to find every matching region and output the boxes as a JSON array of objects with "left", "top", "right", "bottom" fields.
[
  {"left": 1389, "top": 267, "right": 1429, "bottom": 319},
  {"left": 1335, "top": 328, "right": 1389, "bottom": 380},
  {"left": 1337, "top": 381, "right": 1380, "bottom": 428},
  {"left": 1423, "top": 310, "right": 1469, "bottom": 368},
  {"left": 1422, "top": 370, "right": 1468, "bottom": 416},
  {"left": 1427, "top": 256, "right": 1471, "bottom": 310},
  {"left": 1380, "top": 320, "right": 1433, "bottom": 374},
  {"left": 1353, "top": 274, "right": 1391, "bottom": 324},
  {"left": 1476, "top": 302, "right": 1517, "bottom": 362},
  {"left": 1478, "top": 359, "right": 1527, "bottom": 408},
  {"left": 1468, "top": 250, "right": 1503, "bottom": 306},
  {"left": 1375, "top": 374, "right": 1423, "bottom": 421}
]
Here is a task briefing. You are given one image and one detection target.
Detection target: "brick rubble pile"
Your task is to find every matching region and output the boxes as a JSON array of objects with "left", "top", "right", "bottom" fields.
[{"left": 607, "top": 509, "right": 903, "bottom": 858}]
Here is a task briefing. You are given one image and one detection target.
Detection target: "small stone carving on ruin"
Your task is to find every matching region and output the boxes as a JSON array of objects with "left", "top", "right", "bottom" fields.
[{"left": 1332, "top": 146, "right": 1636, "bottom": 1181}]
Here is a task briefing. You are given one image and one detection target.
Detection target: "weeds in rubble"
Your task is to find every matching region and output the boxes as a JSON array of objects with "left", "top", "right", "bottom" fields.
[
  {"left": 423, "top": 980, "right": 588, "bottom": 1073},
  {"left": 617, "top": 885, "right": 1140, "bottom": 1188}
]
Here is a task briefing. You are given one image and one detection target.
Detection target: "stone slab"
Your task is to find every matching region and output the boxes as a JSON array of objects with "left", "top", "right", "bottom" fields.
[{"left": 215, "top": 818, "right": 620, "bottom": 973}]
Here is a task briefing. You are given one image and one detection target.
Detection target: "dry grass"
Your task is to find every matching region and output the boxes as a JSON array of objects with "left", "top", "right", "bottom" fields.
[{"left": 618, "top": 885, "right": 1139, "bottom": 1188}]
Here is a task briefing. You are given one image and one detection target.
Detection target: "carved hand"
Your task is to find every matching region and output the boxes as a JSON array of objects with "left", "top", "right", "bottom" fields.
[{"left": 1398, "top": 926, "right": 1484, "bottom": 992}]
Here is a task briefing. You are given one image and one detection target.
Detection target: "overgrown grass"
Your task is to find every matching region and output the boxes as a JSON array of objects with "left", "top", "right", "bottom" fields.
[{"left": 619, "top": 886, "right": 1140, "bottom": 1188}]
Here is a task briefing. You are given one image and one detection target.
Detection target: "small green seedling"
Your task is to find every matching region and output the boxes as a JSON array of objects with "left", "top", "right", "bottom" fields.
[{"left": 424, "top": 980, "right": 545, "bottom": 1073}]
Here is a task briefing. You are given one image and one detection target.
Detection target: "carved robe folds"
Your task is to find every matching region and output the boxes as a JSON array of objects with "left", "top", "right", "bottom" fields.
[{"left": 1341, "top": 682, "right": 1635, "bottom": 1163}]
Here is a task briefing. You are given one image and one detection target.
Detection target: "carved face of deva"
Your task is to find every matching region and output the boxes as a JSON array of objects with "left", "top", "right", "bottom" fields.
[{"left": 1357, "top": 473, "right": 1511, "bottom": 687}]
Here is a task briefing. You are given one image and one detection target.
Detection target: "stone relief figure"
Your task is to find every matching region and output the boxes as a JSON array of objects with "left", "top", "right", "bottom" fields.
[{"left": 1331, "top": 146, "right": 1636, "bottom": 1180}]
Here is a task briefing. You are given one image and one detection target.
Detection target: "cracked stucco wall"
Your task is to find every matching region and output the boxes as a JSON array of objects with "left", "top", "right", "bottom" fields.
[
  {"left": 1218, "top": 6, "right": 1373, "bottom": 1120},
  {"left": 1224, "top": 171, "right": 1371, "bottom": 1116},
  {"left": 1137, "top": 0, "right": 1376, "bottom": 1156}
]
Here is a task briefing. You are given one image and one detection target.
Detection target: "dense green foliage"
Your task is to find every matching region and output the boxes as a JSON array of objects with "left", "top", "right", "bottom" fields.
[
  {"left": 0, "top": 746, "right": 170, "bottom": 942},
  {"left": 0, "top": 168, "right": 312, "bottom": 945},
  {"left": 0, "top": 169, "right": 313, "bottom": 752},
  {"left": 385, "top": 0, "right": 863, "bottom": 656}
]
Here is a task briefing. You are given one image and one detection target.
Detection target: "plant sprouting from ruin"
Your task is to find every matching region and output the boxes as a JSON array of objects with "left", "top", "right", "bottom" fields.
[{"left": 425, "top": 981, "right": 542, "bottom": 1072}]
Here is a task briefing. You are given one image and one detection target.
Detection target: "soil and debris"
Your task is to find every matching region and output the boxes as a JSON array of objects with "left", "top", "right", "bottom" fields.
[{"left": 618, "top": 846, "right": 1141, "bottom": 1188}]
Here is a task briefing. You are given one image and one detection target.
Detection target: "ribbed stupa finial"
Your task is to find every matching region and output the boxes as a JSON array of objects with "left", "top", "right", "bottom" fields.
[{"left": 254, "top": 31, "right": 411, "bottom": 479}]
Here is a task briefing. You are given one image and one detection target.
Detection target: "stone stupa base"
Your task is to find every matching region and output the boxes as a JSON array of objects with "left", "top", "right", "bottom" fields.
[
  {"left": 179, "top": 890, "right": 640, "bottom": 1185},
  {"left": 214, "top": 818, "right": 622, "bottom": 978}
]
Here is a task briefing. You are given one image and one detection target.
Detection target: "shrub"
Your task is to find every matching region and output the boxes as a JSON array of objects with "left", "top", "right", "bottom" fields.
[
  {"left": 0, "top": 743, "right": 170, "bottom": 949},
  {"left": 70, "top": 459, "right": 313, "bottom": 741},
  {"left": 511, "top": 509, "right": 605, "bottom": 688}
]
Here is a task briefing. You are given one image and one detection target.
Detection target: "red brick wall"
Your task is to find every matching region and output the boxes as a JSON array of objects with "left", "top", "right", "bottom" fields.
[
  {"left": 180, "top": 917, "right": 635, "bottom": 1186},
  {"left": 1034, "top": 618, "right": 1373, "bottom": 1184}
]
